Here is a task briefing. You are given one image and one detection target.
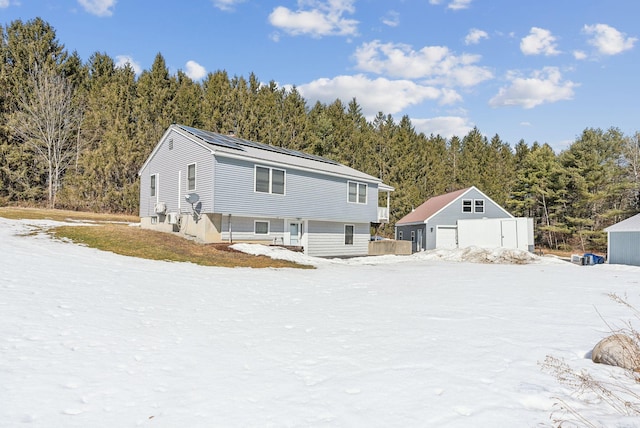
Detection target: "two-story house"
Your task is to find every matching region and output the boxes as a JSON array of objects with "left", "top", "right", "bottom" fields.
[{"left": 138, "top": 124, "right": 393, "bottom": 257}]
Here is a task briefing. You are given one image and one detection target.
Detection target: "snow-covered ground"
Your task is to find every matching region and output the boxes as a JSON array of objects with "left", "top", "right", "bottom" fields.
[{"left": 2, "top": 217, "right": 639, "bottom": 427}]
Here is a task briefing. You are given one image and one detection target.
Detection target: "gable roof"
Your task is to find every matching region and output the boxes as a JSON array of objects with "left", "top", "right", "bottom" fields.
[
  {"left": 396, "top": 188, "right": 470, "bottom": 225},
  {"left": 395, "top": 186, "right": 513, "bottom": 225},
  {"left": 140, "top": 124, "right": 393, "bottom": 191},
  {"left": 605, "top": 213, "right": 640, "bottom": 232}
]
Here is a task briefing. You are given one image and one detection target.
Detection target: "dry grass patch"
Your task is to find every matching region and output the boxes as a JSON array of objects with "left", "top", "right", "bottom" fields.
[
  {"left": 0, "top": 206, "right": 312, "bottom": 269},
  {"left": 51, "top": 224, "right": 312, "bottom": 269},
  {"left": 0, "top": 206, "right": 138, "bottom": 223}
]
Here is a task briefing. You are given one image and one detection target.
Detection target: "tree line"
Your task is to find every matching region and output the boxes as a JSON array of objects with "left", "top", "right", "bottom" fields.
[{"left": 1, "top": 18, "right": 639, "bottom": 251}]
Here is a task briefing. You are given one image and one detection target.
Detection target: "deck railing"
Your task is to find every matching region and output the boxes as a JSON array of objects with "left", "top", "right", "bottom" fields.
[{"left": 377, "top": 206, "right": 389, "bottom": 223}]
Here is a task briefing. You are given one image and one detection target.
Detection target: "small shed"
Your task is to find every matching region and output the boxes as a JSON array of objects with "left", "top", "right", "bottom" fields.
[
  {"left": 604, "top": 213, "right": 640, "bottom": 266},
  {"left": 395, "top": 186, "right": 533, "bottom": 252}
]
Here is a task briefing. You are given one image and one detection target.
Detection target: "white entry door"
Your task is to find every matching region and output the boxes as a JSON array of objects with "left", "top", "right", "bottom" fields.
[
  {"left": 436, "top": 226, "right": 457, "bottom": 249},
  {"left": 289, "top": 222, "right": 301, "bottom": 245},
  {"left": 416, "top": 228, "right": 423, "bottom": 251},
  {"left": 500, "top": 220, "right": 518, "bottom": 249}
]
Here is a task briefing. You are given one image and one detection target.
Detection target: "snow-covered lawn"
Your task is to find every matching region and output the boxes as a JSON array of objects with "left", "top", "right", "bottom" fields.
[{"left": 2, "top": 217, "right": 639, "bottom": 427}]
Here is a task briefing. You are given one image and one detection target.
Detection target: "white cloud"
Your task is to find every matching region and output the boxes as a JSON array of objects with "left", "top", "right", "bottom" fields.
[
  {"left": 353, "top": 40, "right": 493, "bottom": 87},
  {"left": 583, "top": 23, "right": 636, "bottom": 55},
  {"left": 381, "top": 10, "right": 400, "bottom": 27},
  {"left": 489, "top": 67, "right": 577, "bottom": 109},
  {"left": 573, "top": 50, "right": 587, "bottom": 60},
  {"left": 77, "top": 0, "right": 116, "bottom": 17},
  {"left": 411, "top": 116, "right": 473, "bottom": 138},
  {"left": 268, "top": 0, "right": 358, "bottom": 38},
  {"left": 429, "top": 0, "right": 473, "bottom": 10},
  {"left": 520, "top": 27, "right": 560, "bottom": 56},
  {"left": 448, "top": 0, "right": 472, "bottom": 10},
  {"left": 211, "top": 0, "right": 245, "bottom": 11},
  {"left": 297, "top": 74, "right": 446, "bottom": 118},
  {"left": 0, "top": 0, "right": 10, "bottom": 9},
  {"left": 465, "top": 28, "right": 488, "bottom": 45},
  {"left": 115, "top": 55, "right": 142, "bottom": 75},
  {"left": 185, "top": 61, "right": 207, "bottom": 80}
]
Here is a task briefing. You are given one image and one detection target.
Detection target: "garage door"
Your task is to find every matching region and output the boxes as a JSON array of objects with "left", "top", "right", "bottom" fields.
[{"left": 436, "top": 226, "right": 457, "bottom": 249}]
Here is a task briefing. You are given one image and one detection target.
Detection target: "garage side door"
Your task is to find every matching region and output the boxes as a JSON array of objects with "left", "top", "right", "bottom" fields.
[
  {"left": 436, "top": 225, "right": 457, "bottom": 249},
  {"left": 500, "top": 220, "right": 518, "bottom": 249}
]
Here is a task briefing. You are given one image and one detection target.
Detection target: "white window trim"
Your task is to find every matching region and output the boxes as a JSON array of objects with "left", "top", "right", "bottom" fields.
[
  {"left": 254, "top": 220, "right": 270, "bottom": 235},
  {"left": 344, "top": 224, "right": 355, "bottom": 245},
  {"left": 462, "top": 199, "right": 472, "bottom": 213},
  {"left": 150, "top": 173, "right": 158, "bottom": 198},
  {"left": 347, "top": 181, "right": 368, "bottom": 204},
  {"left": 187, "top": 163, "right": 197, "bottom": 192},
  {"left": 398, "top": 230, "right": 403, "bottom": 240},
  {"left": 254, "top": 165, "right": 286, "bottom": 195},
  {"left": 474, "top": 199, "right": 485, "bottom": 214}
]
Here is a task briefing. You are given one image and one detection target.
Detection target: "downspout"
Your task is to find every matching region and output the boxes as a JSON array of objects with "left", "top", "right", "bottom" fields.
[{"left": 228, "top": 214, "right": 233, "bottom": 243}]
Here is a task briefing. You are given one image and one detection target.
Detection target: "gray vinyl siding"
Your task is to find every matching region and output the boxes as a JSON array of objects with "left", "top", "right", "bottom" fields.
[
  {"left": 220, "top": 215, "right": 285, "bottom": 243},
  {"left": 608, "top": 231, "right": 640, "bottom": 266},
  {"left": 395, "top": 224, "right": 426, "bottom": 252},
  {"left": 139, "top": 130, "right": 214, "bottom": 217},
  {"left": 306, "top": 221, "right": 369, "bottom": 257},
  {"left": 213, "top": 156, "right": 378, "bottom": 222}
]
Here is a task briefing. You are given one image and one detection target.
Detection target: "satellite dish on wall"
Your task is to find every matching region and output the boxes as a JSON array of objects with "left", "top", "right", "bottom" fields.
[{"left": 185, "top": 193, "right": 199, "bottom": 205}]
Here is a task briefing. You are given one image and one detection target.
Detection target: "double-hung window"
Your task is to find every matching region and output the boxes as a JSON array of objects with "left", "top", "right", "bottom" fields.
[
  {"left": 474, "top": 199, "right": 484, "bottom": 213},
  {"left": 255, "top": 166, "right": 285, "bottom": 195},
  {"left": 462, "top": 199, "right": 472, "bottom": 213},
  {"left": 150, "top": 174, "right": 157, "bottom": 197},
  {"left": 348, "top": 181, "right": 367, "bottom": 204},
  {"left": 187, "top": 163, "right": 196, "bottom": 191},
  {"left": 344, "top": 225, "right": 354, "bottom": 245}
]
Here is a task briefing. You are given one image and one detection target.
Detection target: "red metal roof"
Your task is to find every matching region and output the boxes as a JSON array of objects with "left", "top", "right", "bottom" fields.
[{"left": 396, "top": 187, "right": 471, "bottom": 225}]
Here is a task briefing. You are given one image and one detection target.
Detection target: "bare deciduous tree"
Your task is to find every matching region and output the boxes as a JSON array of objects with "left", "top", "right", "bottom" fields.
[{"left": 11, "top": 67, "right": 82, "bottom": 208}]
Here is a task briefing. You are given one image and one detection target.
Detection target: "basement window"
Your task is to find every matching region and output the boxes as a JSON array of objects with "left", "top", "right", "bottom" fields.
[
  {"left": 254, "top": 220, "right": 270, "bottom": 235},
  {"left": 345, "top": 224, "right": 354, "bottom": 245}
]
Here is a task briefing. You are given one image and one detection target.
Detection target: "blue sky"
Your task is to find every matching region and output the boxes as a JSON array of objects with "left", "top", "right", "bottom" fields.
[{"left": 2, "top": 0, "right": 639, "bottom": 151}]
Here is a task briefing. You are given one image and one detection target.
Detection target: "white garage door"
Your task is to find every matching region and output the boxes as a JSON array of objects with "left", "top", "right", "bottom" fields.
[{"left": 436, "top": 226, "right": 457, "bottom": 249}]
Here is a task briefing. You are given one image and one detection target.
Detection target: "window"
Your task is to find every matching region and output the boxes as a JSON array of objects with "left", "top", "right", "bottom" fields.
[
  {"left": 254, "top": 220, "right": 269, "bottom": 235},
  {"left": 348, "top": 181, "right": 367, "bottom": 204},
  {"left": 187, "top": 163, "right": 196, "bottom": 191},
  {"left": 398, "top": 231, "right": 403, "bottom": 240},
  {"left": 344, "top": 224, "right": 354, "bottom": 245},
  {"left": 255, "top": 166, "right": 285, "bottom": 195},
  {"left": 411, "top": 231, "right": 415, "bottom": 242},
  {"left": 150, "top": 174, "right": 157, "bottom": 197},
  {"left": 474, "top": 199, "right": 485, "bottom": 213},
  {"left": 272, "top": 169, "right": 285, "bottom": 195},
  {"left": 462, "top": 199, "right": 472, "bottom": 213}
]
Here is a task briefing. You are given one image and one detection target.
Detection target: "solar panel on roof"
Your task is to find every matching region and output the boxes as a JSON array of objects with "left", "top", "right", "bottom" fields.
[
  {"left": 177, "top": 124, "right": 339, "bottom": 165},
  {"left": 178, "top": 125, "right": 243, "bottom": 151},
  {"left": 234, "top": 137, "right": 339, "bottom": 165}
]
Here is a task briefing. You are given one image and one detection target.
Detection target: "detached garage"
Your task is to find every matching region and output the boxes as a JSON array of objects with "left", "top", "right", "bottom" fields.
[
  {"left": 605, "top": 213, "right": 640, "bottom": 266},
  {"left": 395, "top": 186, "right": 534, "bottom": 252}
]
